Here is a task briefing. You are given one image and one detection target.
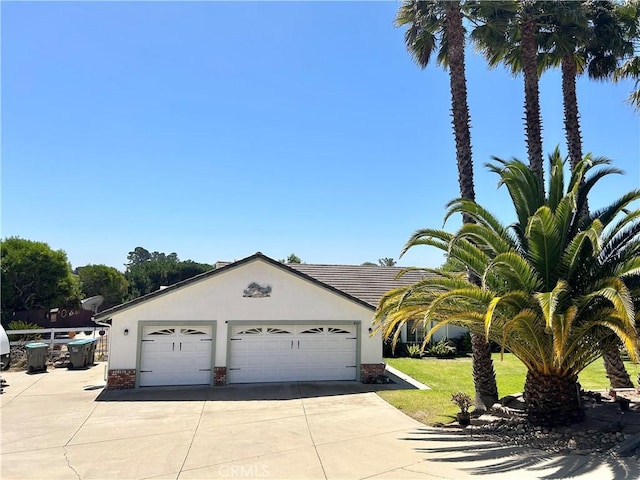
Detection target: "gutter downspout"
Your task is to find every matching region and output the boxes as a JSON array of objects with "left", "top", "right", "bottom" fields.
[{"left": 92, "top": 316, "right": 111, "bottom": 383}]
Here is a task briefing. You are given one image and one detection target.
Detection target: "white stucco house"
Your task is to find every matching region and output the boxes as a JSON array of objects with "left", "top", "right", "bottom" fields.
[{"left": 94, "top": 252, "right": 429, "bottom": 389}]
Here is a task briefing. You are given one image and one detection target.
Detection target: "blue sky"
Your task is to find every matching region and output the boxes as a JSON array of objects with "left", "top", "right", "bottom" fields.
[{"left": 2, "top": 1, "right": 638, "bottom": 271}]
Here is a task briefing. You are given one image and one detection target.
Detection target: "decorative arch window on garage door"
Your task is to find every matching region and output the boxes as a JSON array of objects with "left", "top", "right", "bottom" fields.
[
  {"left": 236, "top": 327, "right": 263, "bottom": 335},
  {"left": 300, "top": 327, "right": 323, "bottom": 334},
  {"left": 146, "top": 328, "right": 175, "bottom": 336},
  {"left": 327, "top": 327, "right": 351, "bottom": 334},
  {"left": 299, "top": 327, "right": 352, "bottom": 335},
  {"left": 266, "top": 327, "right": 291, "bottom": 334},
  {"left": 180, "top": 328, "right": 208, "bottom": 335}
]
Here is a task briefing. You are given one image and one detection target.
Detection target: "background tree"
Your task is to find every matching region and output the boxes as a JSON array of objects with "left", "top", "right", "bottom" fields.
[
  {"left": 126, "top": 246, "right": 152, "bottom": 266},
  {"left": 125, "top": 247, "right": 212, "bottom": 299},
  {"left": 1, "top": 237, "right": 80, "bottom": 323},
  {"left": 395, "top": 0, "right": 498, "bottom": 410},
  {"left": 378, "top": 257, "right": 397, "bottom": 267},
  {"left": 280, "top": 253, "right": 302, "bottom": 264},
  {"left": 76, "top": 264, "right": 129, "bottom": 306}
]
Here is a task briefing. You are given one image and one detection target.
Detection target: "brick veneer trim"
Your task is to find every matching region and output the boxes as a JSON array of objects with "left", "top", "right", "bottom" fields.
[
  {"left": 107, "top": 369, "right": 136, "bottom": 389},
  {"left": 361, "top": 363, "right": 385, "bottom": 381},
  {"left": 214, "top": 367, "right": 227, "bottom": 386}
]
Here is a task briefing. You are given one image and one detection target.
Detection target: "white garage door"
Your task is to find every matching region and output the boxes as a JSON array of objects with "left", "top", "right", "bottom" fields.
[
  {"left": 139, "top": 325, "right": 212, "bottom": 387},
  {"left": 228, "top": 324, "right": 357, "bottom": 383}
]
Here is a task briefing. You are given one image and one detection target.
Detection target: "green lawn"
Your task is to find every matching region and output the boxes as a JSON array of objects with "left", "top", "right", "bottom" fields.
[{"left": 379, "top": 354, "right": 639, "bottom": 426}]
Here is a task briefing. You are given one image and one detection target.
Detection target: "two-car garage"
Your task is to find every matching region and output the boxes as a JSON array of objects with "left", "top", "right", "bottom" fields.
[{"left": 227, "top": 323, "right": 358, "bottom": 383}]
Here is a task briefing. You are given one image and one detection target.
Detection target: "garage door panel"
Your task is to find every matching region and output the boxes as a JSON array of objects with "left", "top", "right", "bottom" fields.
[
  {"left": 229, "top": 324, "right": 357, "bottom": 383},
  {"left": 141, "top": 341, "right": 174, "bottom": 354},
  {"left": 139, "top": 324, "right": 213, "bottom": 387}
]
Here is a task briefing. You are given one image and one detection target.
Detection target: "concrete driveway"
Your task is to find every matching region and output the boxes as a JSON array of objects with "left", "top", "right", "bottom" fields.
[{"left": 1, "top": 364, "right": 637, "bottom": 480}]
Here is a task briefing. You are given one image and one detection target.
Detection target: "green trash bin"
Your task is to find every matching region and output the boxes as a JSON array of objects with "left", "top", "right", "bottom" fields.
[
  {"left": 67, "top": 339, "right": 92, "bottom": 369},
  {"left": 25, "top": 342, "right": 48, "bottom": 373}
]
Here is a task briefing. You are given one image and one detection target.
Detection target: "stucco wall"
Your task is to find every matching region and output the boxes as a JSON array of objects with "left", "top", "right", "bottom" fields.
[{"left": 105, "top": 258, "right": 381, "bottom": 372}]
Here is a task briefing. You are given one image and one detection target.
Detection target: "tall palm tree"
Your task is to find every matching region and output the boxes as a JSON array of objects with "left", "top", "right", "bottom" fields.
[
  {"left": 543, "top": 1, "right": 637, "bottom": 170},
  {"left": 614, "top": 55, "right": 640, "bottom": 109},
  {"left": 395, "top": 0, "right": 498, "bottom": 410},
  {"left": 471, "top": 0, "right": 547, "bottom": 189},
  {"left": 375, "top": 149, "right": 640, "bottom": 426},
  {"left": 612, "top": 1, "right": 640, "bottom": 110},
  {"left": 542, "top": 1, "right": 639, "bottom": 387}
]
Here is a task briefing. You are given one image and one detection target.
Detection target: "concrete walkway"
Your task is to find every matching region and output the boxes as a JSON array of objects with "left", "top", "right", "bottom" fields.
[{"left": 1, "top": 365, "right": 637, "bottom": 479}]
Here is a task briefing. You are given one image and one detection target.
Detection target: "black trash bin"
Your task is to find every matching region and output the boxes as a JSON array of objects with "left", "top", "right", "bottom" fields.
[
  {"left": 25, "top": 342, "right": 48, "bottom": 373},
  {"left": 67, "top": 339, "right": 92, "bottom": 369},
  {"left": 87, "top": 339, "right": 97, "bottom": 365}
]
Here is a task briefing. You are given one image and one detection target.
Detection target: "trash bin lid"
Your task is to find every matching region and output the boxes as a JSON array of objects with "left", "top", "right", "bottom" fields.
[
  {"left": 67, "top": 338, "right": 93, "bottom": 346},
  {"left": 25, "top": 342, "right": 48, "bottom": 348}
]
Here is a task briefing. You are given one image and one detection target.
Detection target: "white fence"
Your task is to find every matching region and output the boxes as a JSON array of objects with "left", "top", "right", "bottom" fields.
[{"left": 7, "top": 326, "right": 109, "bottom": 347}]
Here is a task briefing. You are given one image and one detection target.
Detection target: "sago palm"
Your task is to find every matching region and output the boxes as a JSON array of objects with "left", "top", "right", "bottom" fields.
[{"left": 374, "top": 149, "right": 640, "bottom": 426}]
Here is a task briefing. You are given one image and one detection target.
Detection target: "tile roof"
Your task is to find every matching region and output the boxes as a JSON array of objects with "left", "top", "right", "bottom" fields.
[{"left": 286, "top": 263, "right": 428, "bottom": 307}]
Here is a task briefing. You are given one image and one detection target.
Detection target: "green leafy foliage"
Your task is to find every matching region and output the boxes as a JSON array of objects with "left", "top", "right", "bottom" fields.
[
  {"left": 124, "top": 247, "right": 213, "bottom": 299},
  {"left": 1, "top": 237, "right": 80, "bottom": 323},
  {"left": 406, "top": 344, "right": 422, "bottom": 358},
  {"left": 76, "top": 264, "right": 128, "bottom": 305},
  {"left": 427, "top": 338, "right": 457, "bottom": 357},
  {"left": 7, "top": 320, "right": 42, "bottom": 342},
  {"left": 280, "top": 253, "right": 302, "bottom": 264}
]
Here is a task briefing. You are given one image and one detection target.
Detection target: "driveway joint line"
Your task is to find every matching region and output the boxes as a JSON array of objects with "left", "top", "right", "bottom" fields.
[
  {"left": 0, "top": 372, "right": 47, "bottom": 406},
  {"left": 177, "top": 397, "right": 207, "bottom": 477},
  {"left": 359, "top": 462, "right": 434, "bottom": 480},
  {"left": 65, "top": 401, "right": 100, "bottom": 447},
  {"left": 178, "top": 443, "right": 316, "bottom": 475},
  {"left": 298, "top": 382, "right": 328, "bottom": 480},
  {"left": 65, "top": 428, "right": 197, "bottom": 447}
]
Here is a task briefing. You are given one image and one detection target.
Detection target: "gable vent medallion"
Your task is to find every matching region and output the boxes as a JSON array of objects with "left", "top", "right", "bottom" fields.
[{"left": 243, "top": 282, "right": 272, "bottom": 298}]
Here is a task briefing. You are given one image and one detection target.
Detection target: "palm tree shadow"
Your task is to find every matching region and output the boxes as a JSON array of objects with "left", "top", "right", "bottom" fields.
[{"left": 403, "top": 427, "right": 640, "bottom": 479}]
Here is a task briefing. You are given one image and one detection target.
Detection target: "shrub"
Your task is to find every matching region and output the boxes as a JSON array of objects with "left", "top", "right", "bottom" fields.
[
  {"left": 406, "top": 344, "right": 422, "bottom": 358},
  {"left": 6, "top": 321, "right": 42, "bottom": 342},
  {"left": 451, "top": 332, "right": 472, "bottom": 355},
  {"left": 451, "top": 391, "right": 473, "bottom": 413},
  {"left": 427, "top": 338, "right": 457, "bottom": 357}
]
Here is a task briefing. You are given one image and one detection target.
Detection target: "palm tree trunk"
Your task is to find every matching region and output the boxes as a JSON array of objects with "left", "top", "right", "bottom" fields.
[
  {"left": 561, "top": 55, "right": 583, "bottom": 170},
  {"left": 445, "top": 5, "right": 474, "bottom": 209},
  {"left": 471, "top": 331, "right": 498, "bottom": 410},
  {"left": 524, "top": 369, "right": 583, "bottom": 427},
  {"left": 562, "top": 54, "right": 630, "bottom": 386},
  {"left": 445, "top": 3, "right": 499, "bottom": 411},
  {"left": 603, "top": 347, "right": 634, "bottom": 388},
  {"left": 561, "top": 54, "right": 591, "bottom": 222},
  {"left": 521, "top": 14, "right": 544, "bottom": 190}
]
